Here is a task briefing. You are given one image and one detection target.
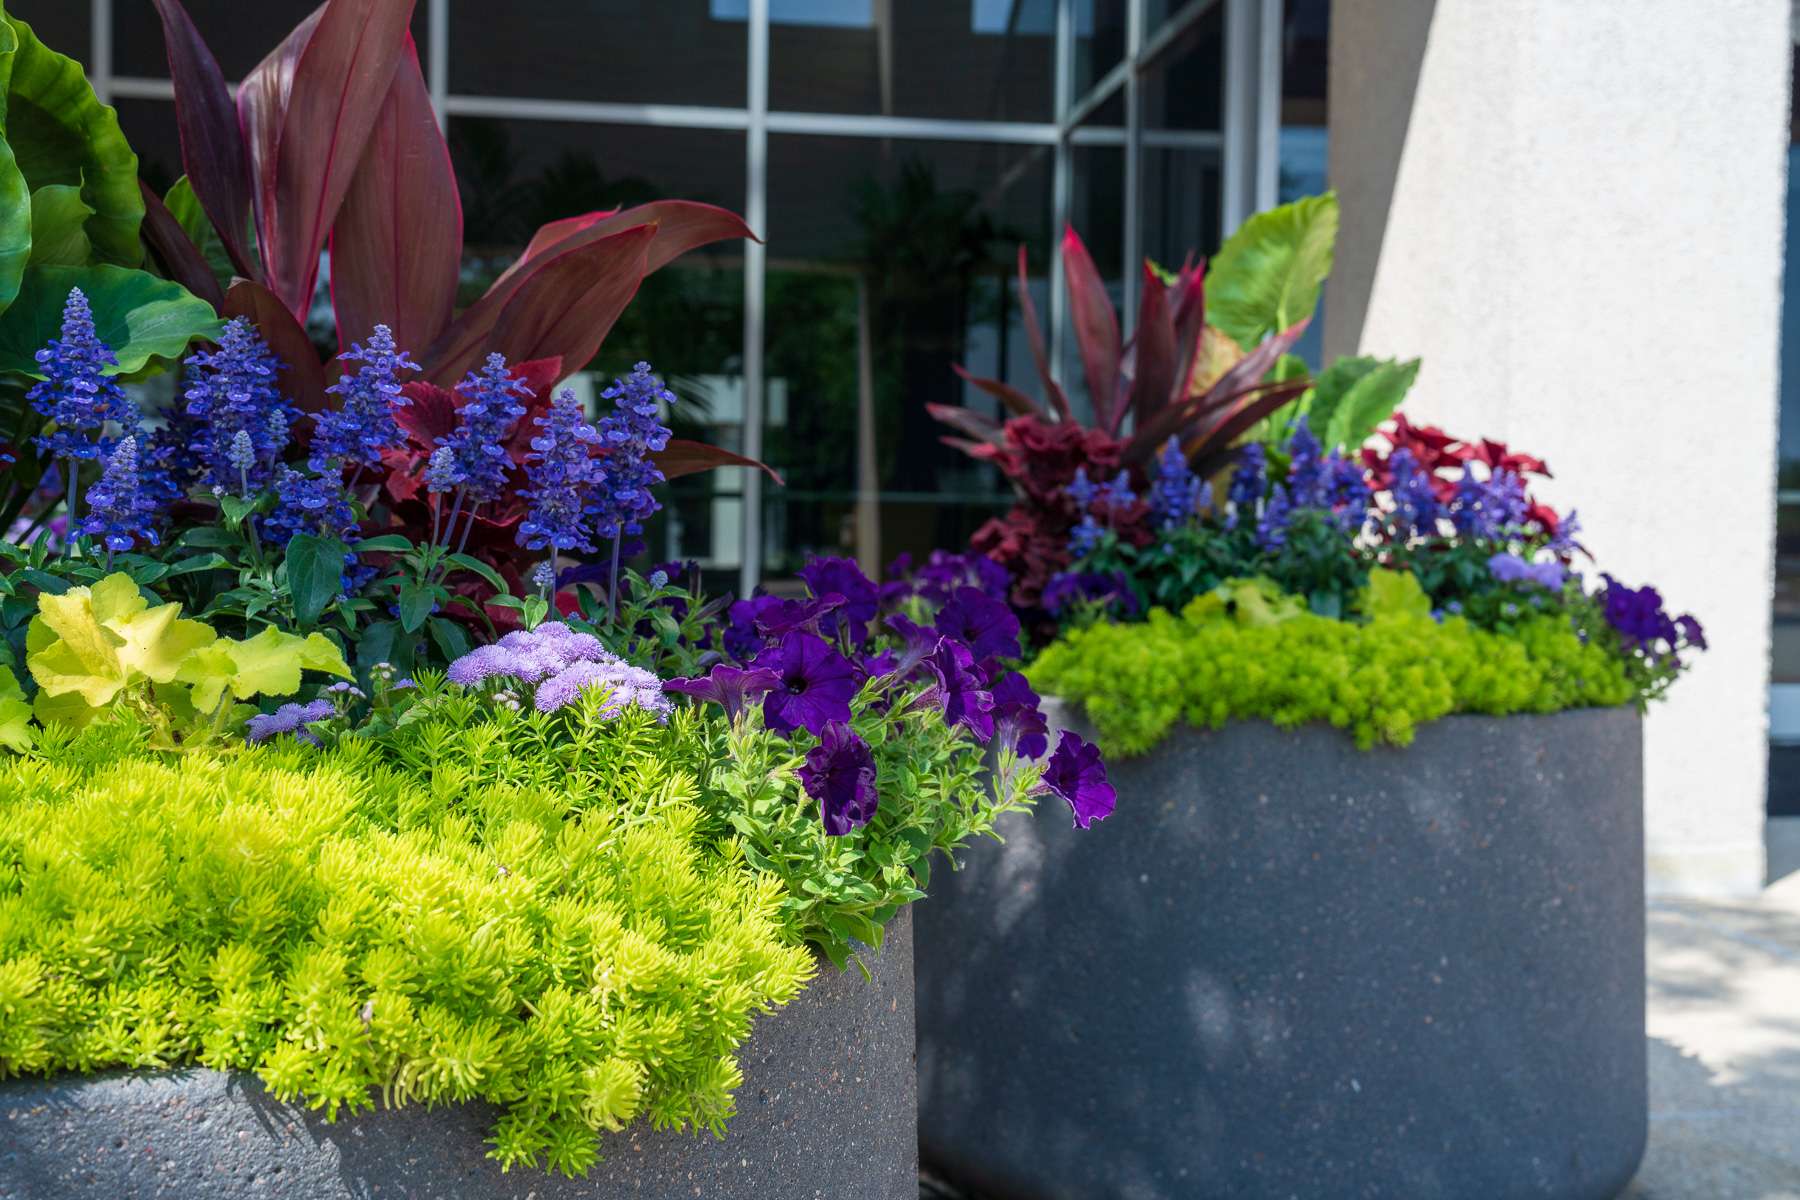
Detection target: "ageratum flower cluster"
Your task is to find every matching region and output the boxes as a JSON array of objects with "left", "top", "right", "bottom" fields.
[
  {"left": 446, "top": 621, "right": 672, "bottom": 719},
  {"left": 670, "top": 556, "right": 1115, "bottom": 837}
]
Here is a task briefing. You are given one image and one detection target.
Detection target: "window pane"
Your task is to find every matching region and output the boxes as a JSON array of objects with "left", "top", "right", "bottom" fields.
[
  {"left": 113, "top": 99, "right": 185, "bottom": 198},
  {"left": 1075, "top": 0, "right": 1128, "bottom": 97},
  {"left": 759, "top": 135, "right": 1052, "bottom": 578},
  {"left": 115, "top": 2, "right": 429, "bottom": 83},
  {"left": 768, "top": 2, "right": 1054, "bottom": 121},
  {"left": 8, "top": 2, "right": 88, "bottom": 65},
  {"left": 450, "top": 2, "right": 744, "bottom": 108}
]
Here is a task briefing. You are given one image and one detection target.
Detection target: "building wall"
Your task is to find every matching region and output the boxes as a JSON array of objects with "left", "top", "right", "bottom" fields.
[{"left": 1326, "top": 0, "right": 1789, "bottom": 895}]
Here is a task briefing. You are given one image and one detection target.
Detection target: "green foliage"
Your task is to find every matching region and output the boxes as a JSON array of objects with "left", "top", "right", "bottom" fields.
[
  {"left": 1030, "top": 575, "right": 1639, "bottom": 756},
  {"left": 1292, "top": 354, "right": 1421, "bottom": 451},
  {"left": 1206, "top": 191, "right": 1338, "bottom": 350},
  {"left": 0, "top": 713, "right": 814, "bottom": 1177},
  {"left": 0, "top": 263, "right": 222, "bottom": 377}
]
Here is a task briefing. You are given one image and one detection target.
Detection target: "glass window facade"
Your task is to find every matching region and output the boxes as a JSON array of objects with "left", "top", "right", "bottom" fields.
[{"left": 36, "top": 0, "right": 1278, "bottom": 593}]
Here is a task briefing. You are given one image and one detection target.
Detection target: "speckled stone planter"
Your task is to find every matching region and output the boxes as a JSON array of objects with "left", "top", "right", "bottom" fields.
[
  {"left": 0, "top": 910, "right": 915, "bottom": 1200},
  {"left": 917, "top": 707, "right": 1646, "bottom": 1200}
]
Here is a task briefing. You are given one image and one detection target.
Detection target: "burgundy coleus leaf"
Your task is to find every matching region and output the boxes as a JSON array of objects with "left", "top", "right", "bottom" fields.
[
  {"left": 222, "top": 278, "right": 329, "bottom": 416},
  {"left": 329, "top": 34, "right": 461, "bottom": 353},
  {"left": 137, "top": 180, "right": 224, "bottom": 310},
  {"left": 423, "top": 201, "right": 755, "bottom": 383},
  {"left": 238, "top": 0, "right": 416, "bottom": 318},
  {"left": 1061, "top": 225, "right": 1122, "bottom": 434},
  {"left": 151, "top": 0, "right": 257, "bottom": 278},
  {"left": 393, "top": 380, "right": 458, "bottom": 447},
  {"left": 655, "top": 438, "right": 784, "bottom": 484}
]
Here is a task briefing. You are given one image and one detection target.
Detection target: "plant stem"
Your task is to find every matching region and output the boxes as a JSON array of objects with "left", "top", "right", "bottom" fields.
[
  {"left": 63, "top": 458, "right": 78, "bottom": 557},
  {"left": 607, "top": 535, "right": 622, "bottom": 626}
]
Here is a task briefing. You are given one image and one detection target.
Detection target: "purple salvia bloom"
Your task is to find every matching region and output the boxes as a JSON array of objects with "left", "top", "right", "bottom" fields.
[
  {"left": 1449, "top": 465, "right": 1527, "bottom": 540},
  {"left": 1228, "top": 442, "right": 1266, "bottom": 508},
  {"left": 1068, "top": 512, "right": 1103, "bottom": 559},
  {"left": 81, "top": 436, "right": 158, "bottom": 553},
  {"left": 756, "top": 632, "right": 859, "bottom": 737},
  {"left": 29, "top": 288, "right": 136, "bottom": 464},
  {"left": 183, "top": 317, "right": 294, "bottom": 493},
  {"left": 665, "top": 665, "right": 782, "bottom": 722},
  {"left": 801, "top": 721, "right": 879, "bottom": 836},
  {"left": 1385, "top": 448, "right": 1440, "bottom": 540},
  {"left": 260, "top": 464, "right": 355, "bottom": 547},
  {"left": 1256, "top": 484, "right": 1292, "bottom": 552},
  {"left": 591, "top": 361, "right": 673, "bottom": 539},
  {"left": 1066, "top": 466, "right": 1097, "bottom": 508},
  {"left": 518, "top": 387, "right": 604, "bottom": 554},
  {"left": 1150, "top": 436, "right": 1200, "bottom": 530},
  {"left": 1286, "top": 419, "right": 1331, "bottom": 509},
  {"left": 1100, "top": 469, "right": 1135, "bottom": 514},
  {"left": 245, "top": 698, "right": 336, "bottom": 746},
  {"left": 313, "top": 324, "right": 417, "bottom": 472},
  {"left": 424, "top": 445, "right": 458, "bottom": 494},
  {"left": 1036, "top": 732, "right": 1116, "bottom": 829},
  {"left": 1325, "top": 450, "right": 1373, "bottom": 534},
  {"left": 443, "top": 353, "right": 530, "bottom": 503}
]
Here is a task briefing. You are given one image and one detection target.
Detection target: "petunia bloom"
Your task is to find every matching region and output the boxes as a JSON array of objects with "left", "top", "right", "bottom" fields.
[
  {"left": 664, "top": 665, "right": 782, "bottom": 722},
  {"left": 934, "top": 586, "right": 1022, "bottom": 667},
  {"left": 1036, "top": 732, "right": 1116, "bottom": 829},
  {"left": 800, "top": 721, "right": 879, "bottom": 836},
  {"left": 990, "top": 671, "right": 1049, "bottom": 760},
  {"left": 757, "top": 632, "right": 859, "bottom": 736},
  {"left": 924, "top": 638, "right": 995, "bottom": 742},
  {"left": 799, "top": 555, "right": 881, "bottom": 642}
]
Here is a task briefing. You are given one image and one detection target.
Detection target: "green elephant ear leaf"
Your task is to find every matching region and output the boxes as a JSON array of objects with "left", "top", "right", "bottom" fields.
[
  {"left": 27, "top": 183, "right": 90, "bottom": 265},
  {"left": 1306, "top": 354, "right": 1422, "bottom": 452},
  {"left": 164, "top": 176, "right": 233, "bottom": 287},
  {"left": 0, "top": 264, "right": 222, "bottom": 376},
  {"left": 1207, "top": 191, "right": 1338, "bottom": 350},
  {"left": 0, "top": 132, "right": 28, "bottom": 311},
  {"left": 0, "top": 10, "right": 143, "bottom": 266}
]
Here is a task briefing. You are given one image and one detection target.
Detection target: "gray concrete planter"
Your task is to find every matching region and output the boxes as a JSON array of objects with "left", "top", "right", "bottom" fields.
[
  {"left": 0, "top": 910, "right": 915, "bottom": 1200},
  {"left": 917, "top": 707, "right": 1645, "bottom": 1200}
]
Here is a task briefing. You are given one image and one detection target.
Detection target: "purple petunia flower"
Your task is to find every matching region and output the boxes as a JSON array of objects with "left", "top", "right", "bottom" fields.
[
  {"left": 313, "top": 324, "right": 417, "bottom": 473},
  {"left": 664, "top": 665, "right": 782, "bottom": 722},
  {"left": 1598, "top": 574, "right": 1693, "bottom": 656},
  {"left": 891, "top": 548, "right": 1012, "bottom": 608},
  {"left": 753, "top": 594, "right": 846, "bottom": 640},
  {"left": 878, "top": 614, "right": 942, "bottom": 682},
  {"left": 800, "top": 721, "right": 879, "bottom": 837},
  {"left": 756, "top": 632, "right": 859, "bottom": 736},
  {"left": 724, "top": 595, "right": 780, "bottom": 662},
  {"left": 990, "top": 671, "right": 1049, "bottom": 760},
  {"left": 934, "top": 586, "right": 1022, "bottom": 667},
  {"left": 245, "top": 698, "right": 336, "bottom": 746},
  {"left": 923, "top": 638, "right": 994, "bottom": 742},
  {"left": 1041, "top": 570, "right": 1139, "bottom": 617},
  {"left": 1036, "top": 733, "right": 1116, "bottom": 829},
  {"left": 799, "top": 555, "right": 881, "bottom": 642}
]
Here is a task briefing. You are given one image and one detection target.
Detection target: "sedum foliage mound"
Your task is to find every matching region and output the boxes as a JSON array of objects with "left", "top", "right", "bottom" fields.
[
  {"left": 0, "top": 710, "right": 814, "bottom": 1178},
  {"left": 1030, "top": 576, "right": 1637, "bottom": 755}
]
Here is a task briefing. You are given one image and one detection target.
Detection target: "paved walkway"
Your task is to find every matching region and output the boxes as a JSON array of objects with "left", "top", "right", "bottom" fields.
[{"left": 1627, "top": 872, "right": 1800, "bottom": 1198}]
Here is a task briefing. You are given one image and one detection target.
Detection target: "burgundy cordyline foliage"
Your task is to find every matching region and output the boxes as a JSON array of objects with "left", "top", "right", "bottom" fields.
[{"left": 929, "top": 229, "right": 1310, "bottom": 614}]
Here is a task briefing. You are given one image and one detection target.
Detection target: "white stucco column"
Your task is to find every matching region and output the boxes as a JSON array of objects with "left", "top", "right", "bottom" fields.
[{"left": 1326, "top": 0, "right": 1789, "bottom": 896}]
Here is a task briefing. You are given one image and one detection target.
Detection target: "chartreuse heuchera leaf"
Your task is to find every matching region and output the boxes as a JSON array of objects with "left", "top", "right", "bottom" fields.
[
  {"left": 0, "top": 709, "right": 814, "bottom": 1178},
  {"left": 0, "top": 661, "right": 31, "bottom": 751},
  {"left": 22, "top": 572, "right": 348, "bottom": 737},
  {"left": 1030, "top": 571, "right": 1638, "bottom": 754}
]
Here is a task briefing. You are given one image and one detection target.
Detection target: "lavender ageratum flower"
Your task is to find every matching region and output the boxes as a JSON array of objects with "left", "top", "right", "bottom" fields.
[
  {"left": 517, "top": 387, "right": 604, "bottom": 554},
  {"left": 28, "top": 288, "right": 137, "bottom": 464},
  {"left": 81, "top": 436, "right": 158, "bottom": 552},
  {"left": 990, "top": 671, "right": 1049, "bottom": 760},
  {"left": 1448, "top": 465, "right": 1528, "bottom": 540},
  {"left": 1228, "top": 442, "right": 1266, "bottom": 508},
  {"left": 923, "top": 638, "right": 995, "bottom": 741},
  {"left": 1487, "top": 552, "right": 1566, "bottom": 590},
  {"left": 446, "top": 643, "right": 527, "bottom": 686},
  {"left": 591, "top": 361, "right": 674, "bottom": 539},
  {"left": 534, "top": 659, "right": 671, "bottom": 720},
  {"left": 259, "top": 464, "right": 355, "bottom": 547},
  {"left": 442, "top": 353, "right": 530, "bottom": 504},
  {"left": 447, "top": 624, "right": 615, "bottom": 688},
  {"left": 1386, "top": 448, "right": 1440, "bottom": 539},
  {"left": 756, "top": 632, "right": 859, "bottom": 736},
  {"left": 799, "top": 555, "right": 881, "bottom": 642},
  {"left": 1035, "top": 733, "right": 1117, "bottom": 829},
  {"left": 312, "top": 325, "right": 418, "bottom": 472},
  {"left": 184, "top": 317, "right": 294, "bottom": 493},
  {"left": 1286, "top": 420, "right": 1329, "bottom": 509},
  {"left": 800, "top": 721, "right": 880, "bottom": 836},
  {"left": 245, "top": 698, "right": 336, "bottom": 746},
  {"left": 934, "top": 586, "right": 1022, "bottom": 666},
  {"left": 1256, "top": 484, "right": 1292, "bottom": 552},
  {"left": 1150, "top": 437, "right": 1201, "bottom": 530},
  {"left": 665, "top": 665, "right": 782, "bottom": 721}
]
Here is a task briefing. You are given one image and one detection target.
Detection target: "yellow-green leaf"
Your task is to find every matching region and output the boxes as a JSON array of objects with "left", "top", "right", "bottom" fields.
[{"left": 299, "top": 632, "right": 352, "bottom": 679}]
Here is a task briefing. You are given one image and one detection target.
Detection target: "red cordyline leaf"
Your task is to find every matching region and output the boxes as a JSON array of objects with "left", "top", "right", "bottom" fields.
[
  {"left": 483, "top": 224, "right": 656, "bottom": 382},
  {"left": 1123, "top": 317, "right": 1312, "bottom": 464},
  {"left": 238, "top": 0, "right": 416, "bottom": 318},
  {"left": 137, "top": 180, "right": 224, "bottom": 310},
  {"left": 329, "top": 35, "right": 461, "bottom": 354},
  {"left": 222, "top": 279, "right": 328, "bottom": 415},
  {"left": 655, "top": 439, "right": 784, "bottom": 484},
  {"left": 1015, "top": 245, "right": 1071, "bottom": 421},
  {"left": 152, "top": 0, "right": 257, "bottom": 279},
  {"left": 422, "top": 201, "right": 757, "bottom": 383},
  {"left": 952, "top": 364, "right": 1043, "bottom": 420},
  {"left": 1127, "top": 261, "right": 1177, "bottom": 429},
  {"left": 1169, "top": 258, "right": 1208, "bottom": 400},
  {"left": 1061, "top": 226, "right": 1123, "bottom": 433}
]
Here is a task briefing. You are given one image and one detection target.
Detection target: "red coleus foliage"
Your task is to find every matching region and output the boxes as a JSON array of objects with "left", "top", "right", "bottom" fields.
[{"left": 1361, "top": 412, "right": 1563, "bottom": 536}]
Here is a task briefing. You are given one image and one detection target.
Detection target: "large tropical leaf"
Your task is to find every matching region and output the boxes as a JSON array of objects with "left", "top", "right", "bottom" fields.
[
  {"left": 0, "top": 264, "right": 221, "bottom": 376},
  {"left": 425, "top": 201, "right": 754, "bottom": 381},
  {"left": 0, "top": 128, "right": 27, "bottom": 310},
  {"left": 136, "top": 181, "right": 223, "bottom": 309},
  {"left": 150, "top": 0, "right": 255, "bottom": 277},
  {"left": 26, "top": 184, "right": 90, "bottom": 266},
  {"left": 1123, "top": 317, "right": 1313, "bottom": 464},
  {"left": 1205, "top": 191, "right": 1337, "bottom": 350},
  {"left": 0, "top": 9, "right": 143, "bottom": 266},
  {"left": 655, "top": 437, "right": 783, "bottom": 484},
  {"left": 1127, "top": 261, "right": 1176, "bottom": 427},
  {"left": 951, "top": 364, "right": 1043, "bottom": 420},
  {"left": 330, "top": 36, "right": 460, "bottom": 353},
  {"left": 1060, "top": 226, "right": 1121, "bottom": 432},
  {"left": 1307, "top": 355, "right": 1421, "bottom": 452},
  {"left": 1013, "top": 245, "right": 1069, "bottom": 420},
  {"left": 237, "top": 0, "right": 416, "bottom": 317},
  {"left": 162, "top": 176, "right": 233, "bottom": 290},
  {"left": 481, "top": 224, "right": 655, "bottom": 380},
  {"left": 221, "top": 278, "right": 327, "bottom": 414}
]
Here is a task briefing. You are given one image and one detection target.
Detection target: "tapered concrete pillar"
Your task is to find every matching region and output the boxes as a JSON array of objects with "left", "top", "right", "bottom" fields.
[{"left": 1326, "top": 0, "right": 1789, "bottom": 895}]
